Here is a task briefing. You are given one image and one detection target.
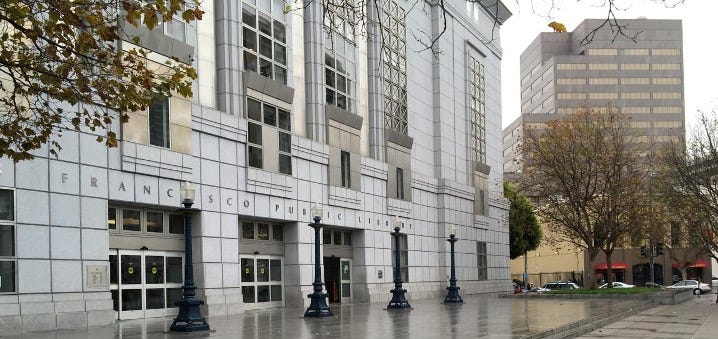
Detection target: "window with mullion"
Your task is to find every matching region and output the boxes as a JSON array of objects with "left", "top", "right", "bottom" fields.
[
  {"left": 469, "top": 55, "right": 486, "bottom": 164},
  {"left": 246, "top": 98, "right": 292, "bottom": 174},
  {"left": 149, "top": 96, "right": 170, "bottom": 148},
  {"left": 0, "top": 189, "right": 15, "bottom": 293},
  {"left": 324, "top": 7, "right": 357, "bottom": 113},
  {"left": 241, "top": 2, "right": 288, "bottom": 84},
  {"left": 391, "top": 233, "right": 409, "bottom": 282},
  {"left": 380, "top": 0, "right": 407, "bottom": 135}
]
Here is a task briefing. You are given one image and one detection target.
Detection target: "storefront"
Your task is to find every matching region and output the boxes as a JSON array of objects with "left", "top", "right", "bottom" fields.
[{"left": 239, "top": 220, "right": 286, "bottom": 310}]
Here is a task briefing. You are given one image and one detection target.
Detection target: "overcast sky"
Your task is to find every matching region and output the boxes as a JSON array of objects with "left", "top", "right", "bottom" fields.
[{"left": 499, "top": 0, "right": 718, "bottom": 130}]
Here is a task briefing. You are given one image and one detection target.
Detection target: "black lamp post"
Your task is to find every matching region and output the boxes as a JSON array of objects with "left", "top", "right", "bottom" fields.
[
  {"left": 387, "top": 216, "right": 411, "bottom": 310},
  {"left": 170, "top": 181, "right": 210, "bottom": 332},
  {"left": 444, "top": 225, "right": 463, "bottom": 303},
  {"left": 304, "top": 204, "right": 333, "bottom": 317}
]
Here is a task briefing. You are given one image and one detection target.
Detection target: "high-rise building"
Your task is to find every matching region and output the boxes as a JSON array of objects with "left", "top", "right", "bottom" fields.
[
  {"left": 0, "top": 0, "right": 512, "bottom": 332},
  {"left": 504, "top": 19, "right": 705, "bottom": 289},
  {"left": 504, "top": 19, "right": 684, "bottom": 175}
]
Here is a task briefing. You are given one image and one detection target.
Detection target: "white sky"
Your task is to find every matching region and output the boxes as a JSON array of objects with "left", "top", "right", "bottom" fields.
[{"left": 499, "top": 0, "right": 718, "bottom": 130}]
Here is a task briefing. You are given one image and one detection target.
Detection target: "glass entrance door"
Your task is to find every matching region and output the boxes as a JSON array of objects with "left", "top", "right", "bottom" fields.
[
  {"left": 109, "top": 249, "right": 184, "bottom": 319},
  {"left": 240, "top": 255, "right": 284, "bottom": 310},
  {"left": 340, "top": 259, "right": 352, "bottom": 303}
]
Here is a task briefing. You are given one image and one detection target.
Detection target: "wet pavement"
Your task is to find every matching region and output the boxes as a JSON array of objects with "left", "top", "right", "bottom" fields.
[
  {"left": 576, "top": 294, "right": 718, "bottom": 338},
  {"left": 3, "top": 294, "right": 649, "bottom": 339}
]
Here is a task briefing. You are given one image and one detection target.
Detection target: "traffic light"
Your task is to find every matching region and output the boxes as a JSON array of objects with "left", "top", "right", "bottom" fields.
[
  {"left": 656, "top": 242, "right": 664, "bottom": 255},
  {"left": 640, "top": 245, "right": 647, "bottom": 257}
]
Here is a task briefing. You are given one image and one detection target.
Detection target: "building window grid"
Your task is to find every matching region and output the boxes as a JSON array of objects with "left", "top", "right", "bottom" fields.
[
  {"left": 149, "top": 96, "right": 170, "bottom": 149},
  {"left": 589, "top": 92, "right": 618, "bottom": 100},
  {"left": 152, "top": 6, "right": 188, "bottom": 42},
  {"left": 324, "top": 6, "right": 358, "bottom": 113},
  {"left": 653, "top": 92, "right": 682, "bottom": 100},
  {"left": 621, "top": 78, "right": 649, "bottom": 85},
  {"left": 380, "top": 0, "right": 408, "bottom": 135},
  {"left": 652, "top": 48, "right": 681, "bottom": 56},
  {"left": 621, "top": 63, "right": 649, "bottom": 70},
  {"left": 623, "top": 48, "right": 648, "bottom": 56},
  {"left": 241, "top": 221, "right": 284, "bottom": 242},
  {"left": 622, "top": 92, "right": 650, "bottom": 100},
  {"left": 246, "top": 98, "right": 293, "bottom": 175},
  {"left": 652, "top": 63, "right": 681, "bottom": 71},
  {"left": 588, "top": 48, "right": 617, "bottom": 56},
  {"left": 340, "top": 150, "right": 351, "bottom": 188},
  {"left": 653, "top": 106, "right": 682, "bottom": 114},
  {"left": 241, "top": 1, "right": 288, "bottom": 84},
  {"left": 108, "top": 206, "right": 185, "bottom": 236},
  {"left": 589, "top": 77, "right": 618, "bottom": 85},
  {"left": 588, "top": 63, "right": 618, "bottom": 70},
  {"left": 557, "top": 78, "right": 586, "bottom": 85},
  {"left": 469, "top": 56, "right": 486, "bottom": 163},
  {"left": 653, "top": 77, "right": 681, "bottom": 85},
  {"left": 556, "top": 63, "right": 586, "bottom": 70},
  {"left": 477, "top": 241, "right": 487, "bottom": 281},
  {"left": 0, "top": 189, "right": 15, "bottom": 293}
]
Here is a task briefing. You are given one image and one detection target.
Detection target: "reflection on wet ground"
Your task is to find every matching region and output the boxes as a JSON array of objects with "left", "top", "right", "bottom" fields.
[{"left": 4, "top": 294, "right": 648, "bottom": 339}]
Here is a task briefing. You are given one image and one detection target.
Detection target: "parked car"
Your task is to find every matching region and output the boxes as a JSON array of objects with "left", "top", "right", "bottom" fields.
[
  {"left": 712, "top": 276, "right": 718, "bottom": 288},
  {"left": 665, "top": 280, "right": 711, "bottom": 295},
  {"left": 541, "top": 281, "right": 580, "bottom": 290},
  {"left": 598, "top": 282, "right": 635, "bottom": 289}
]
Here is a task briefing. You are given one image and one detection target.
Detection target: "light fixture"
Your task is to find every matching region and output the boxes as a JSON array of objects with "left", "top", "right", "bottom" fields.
[
  {"left": 393, "top": 215, "right": 402, "bottom": 230},
  {"left": 311, "top": 204, "right": 323, "bottom": 220},
  {"left": 449, "top": 225, "right": 457, "bottom": 236},
  {"left": 180, "top": 181, "right": 196, "bottom": 206}
]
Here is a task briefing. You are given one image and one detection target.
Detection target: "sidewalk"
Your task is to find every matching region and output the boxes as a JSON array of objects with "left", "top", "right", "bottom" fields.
[
  {"left": 1, "top": 294, "right": 649, "bottom": 339},
  {"left": 577, "top": 293, "right": 718, "bottom": 338}
]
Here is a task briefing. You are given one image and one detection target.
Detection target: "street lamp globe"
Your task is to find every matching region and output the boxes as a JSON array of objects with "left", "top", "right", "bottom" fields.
[
  {"left": 449, "top": 225, "right": 457, "bottom": 236},
  {"left": 311, "top": 204, "right": 323, "bottom": 222},
  {"left": 180, "top": 181, "right": 196, "bottom": 207},
  {"left": 393, "top": 215, "right": 402, "bottom": 231}
]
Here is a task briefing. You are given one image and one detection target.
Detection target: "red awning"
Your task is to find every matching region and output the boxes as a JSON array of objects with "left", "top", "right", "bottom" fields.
[
  {"left": 595, "top": 262, "right": 628, "bottom": 270},
  {"left": 672, "top": 260, "right": 710, "bottom": 269}
]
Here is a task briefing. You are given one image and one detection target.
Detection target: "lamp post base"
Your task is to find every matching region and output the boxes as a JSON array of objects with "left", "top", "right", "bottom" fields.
[
  {"left": 304, "top": 291, "right": 333, "bottom": 317},
  {"left": 443, "top": 286, "right": 463, "bottom": 303},
  {"left": 387, "top": 287, "right": 412, "bottom": 309},
  {"left": 170, "top": 297, "right": 210, "bottom": 332}
]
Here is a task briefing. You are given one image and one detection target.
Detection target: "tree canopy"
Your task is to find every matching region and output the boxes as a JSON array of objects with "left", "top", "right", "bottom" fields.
[
  {"left": 519, "top": 107, "right": 649, "bottom": 287},
  {"left": 659, "top": 111, "right": 718, "bottom": 262},
  {"left": 505, "top": 181, "right": 541, "bottom": 259},
  {"left": 0, "top": 0, "right": 202, "bottom": 162}
]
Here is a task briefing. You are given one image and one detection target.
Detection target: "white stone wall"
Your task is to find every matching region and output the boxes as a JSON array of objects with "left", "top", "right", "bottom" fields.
[{"left": 0, "top": 0, "right": 511, "bottom": 333}]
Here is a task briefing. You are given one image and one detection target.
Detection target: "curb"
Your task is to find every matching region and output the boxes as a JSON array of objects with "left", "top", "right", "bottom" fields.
[{"left": 519, "top": 301, "right": 655, "bottom": 339}]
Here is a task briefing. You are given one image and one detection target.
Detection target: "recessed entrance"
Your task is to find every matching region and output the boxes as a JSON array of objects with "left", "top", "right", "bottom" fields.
[
  {"left": 109, "top": 249, "right": 183, "bottom": 320},
  {"left": 323, "top": 256, "right": 351, "bottom": 303}
]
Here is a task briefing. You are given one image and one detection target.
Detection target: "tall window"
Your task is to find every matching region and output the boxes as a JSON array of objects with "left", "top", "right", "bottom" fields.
[
  {"left": 391, "top": 233, "right": 408, "bottom": 282},
  {"left": 380, "top": 0, "right": 407, "bottom": 135},
  {"left": 247, "top": 98, "right": 292, "bottom": 175},
  {"left": 469, "top": 55, "right": 486, "bottom": 163},
  {"left": 108, "top": 206, "right": 185, "bottom": 236},
  {"left": 0, "top": 189, "right": 15, "bottom": 293},
  {"left": 396, "top": 167, "right": 404, "bottom": 199},
  {"left": 153, "top": 8, "right": 187, "bottom": 42},
  {"left": 241, "top": 0, "right": 288, "bottom": 84},
  {"left": 324, "top": 5, "right": 357, "bottom": 112},
  {"left": 340, "top": 151, "right": 351, "bottom": 188},
  {"left": 149, "top": 97, "right": 170, "bottom": 148},
  {"left": 477, "top": 241, "right": 487, "bottom": 281}
]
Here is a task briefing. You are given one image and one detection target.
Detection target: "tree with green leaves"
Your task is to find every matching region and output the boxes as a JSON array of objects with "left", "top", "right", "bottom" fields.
[
  {"left": 0, "top": 0, "right": 203, "bottom": 162},
  {"left": 505, "top": 181, "right": 541, "bottom": 260}
]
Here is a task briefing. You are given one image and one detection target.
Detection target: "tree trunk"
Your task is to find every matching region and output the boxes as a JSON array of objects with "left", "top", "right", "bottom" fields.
[{"left": 605, "top": 253, "right": 613, "bottom": 288}]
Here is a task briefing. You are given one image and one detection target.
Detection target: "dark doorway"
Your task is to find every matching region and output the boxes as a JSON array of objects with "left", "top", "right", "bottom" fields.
[
  {"left": 323, "top": 256, "right": 341, "bottom": 303},
  {"left": 632, "top": 263, "right": 664, "bottom": 286}
]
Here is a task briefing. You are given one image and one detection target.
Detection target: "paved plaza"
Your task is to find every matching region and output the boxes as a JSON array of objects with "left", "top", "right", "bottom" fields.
[
  {"left": 2, "top": 294, "right": 651, "bottom": 339},
  {"left": 577, "top": 294, "right": 718, "bottom": 339}
]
